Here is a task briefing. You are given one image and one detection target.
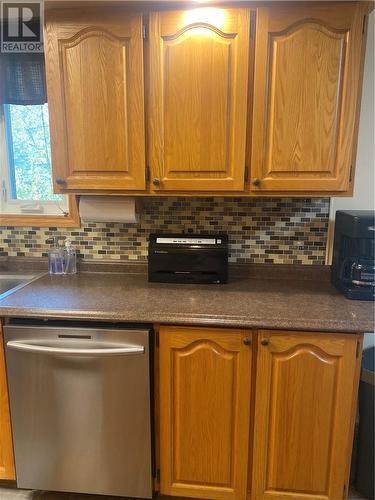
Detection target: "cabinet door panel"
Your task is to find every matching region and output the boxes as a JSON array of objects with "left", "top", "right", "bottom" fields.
[
  {"left": 159, "top": 326, "right": 252, "bottom": 500},
  {"left": 149, "top": 9, "right": 250, "bottom": 191},
  {"left": 250, "top": 4, "right": 365, "bottom": 192},
  {"left": 45, "top": 9, "right": 145, "bottom": 191},
  {"left": 252, "top": 331, "right": 360, "bottom": 500},
  {"left": 0, "top": 324, "right": 15, "bottom": 480}
]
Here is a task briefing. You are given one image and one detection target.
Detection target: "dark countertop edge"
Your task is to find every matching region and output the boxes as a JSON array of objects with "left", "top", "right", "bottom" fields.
[
  {"left": 0, "top": 307, "right": 371, "bottom": 334},
  {"left": 0, "top": 257, "right": 331, "bottom": 282}
]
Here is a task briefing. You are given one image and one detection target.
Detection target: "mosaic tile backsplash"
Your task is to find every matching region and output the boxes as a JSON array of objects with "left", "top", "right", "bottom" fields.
[{"left": 0, "top": 197, "right": 330, "bottom": 265}]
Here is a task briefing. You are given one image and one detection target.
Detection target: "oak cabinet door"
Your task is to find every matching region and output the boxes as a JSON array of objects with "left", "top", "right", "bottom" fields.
[
  {"left": 45, "top": 9, "right": 146, "bottom": 191},
  {"left": 0, "top": 324, "right": 15, "bottom": 480},
  {"left": 252, "top": 331, "right": 360, "bottom": 500},
  {"left": 149, "top": 8, "right": 250, "bottom": 192},
  {"left": 159, "top": 326, "right": 252, "bottom": 500},
  {"left": 250, "top": 3, "right": 365, "bottom": 192}
]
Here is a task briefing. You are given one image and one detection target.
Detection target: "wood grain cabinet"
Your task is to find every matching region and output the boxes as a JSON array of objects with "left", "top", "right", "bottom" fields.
[
  {"left": 45, "top": 8, "right": 146, "bottom": 192},
  {"left": 250, "top": 3, "right": 367, "bottom": 193},
  {"left": 158, "top": 326, "right": 252, "bottom": 500},
  {"left": 44, "top": 3, "right": 370, "bottom": 196},
  {"left": 148, "top": 8, "right": 250, "bottom": 192},
  {"left": 251, "top": 330, "right": 361, "bottom": 500},
  {"left": 0, "top": 323, "right": 15, "bottom": 480}
]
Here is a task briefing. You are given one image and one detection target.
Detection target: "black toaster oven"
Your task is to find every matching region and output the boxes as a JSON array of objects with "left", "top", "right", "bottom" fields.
[{"left": 148, "top": 233, "right": 228, "bottom": 284}]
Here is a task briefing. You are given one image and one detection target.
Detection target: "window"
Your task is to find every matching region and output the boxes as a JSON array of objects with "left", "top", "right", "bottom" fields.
[
  {"left": 0, "top": 103, "right": 67, "bottom": 215},
  {"left": 0, "top": 52, "right": 69, "bottom": 218}
]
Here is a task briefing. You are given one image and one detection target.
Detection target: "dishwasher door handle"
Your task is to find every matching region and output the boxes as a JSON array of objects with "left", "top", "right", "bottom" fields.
[{"left": 6, "top": 340, "right": 145, "bottom": 356}]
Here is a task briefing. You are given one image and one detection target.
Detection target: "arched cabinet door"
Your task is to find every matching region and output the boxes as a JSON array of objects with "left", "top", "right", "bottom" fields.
[
  {"left": 252, "top": 330, "right": 361, "bottom": 500},
  {"left": 159, "top": 326, "right": 252, "bottom": 499},
  {"left": 45, "top": 8, "right": 146, "bottom": 191},
  {"left": 149, "top": 9, "right": 250, "bottom": 192},
  {"left": 250, "top": 3, "right": 366, "bottom": 192}
]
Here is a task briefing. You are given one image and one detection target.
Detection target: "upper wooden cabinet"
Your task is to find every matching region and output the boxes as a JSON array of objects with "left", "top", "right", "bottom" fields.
[
  {"left": 251, "top": 330, "right": 360, "bottom": 500},
  {"left": 250, "top": 3, "right": 366, "bottom": 192},
  {"left": 148, "top": 8, "right": 250, "bottom": 192},
  {"left": 159, "top": 326, "right": 252, "bottom": 500},
  {"left": 45, "top": 9, "right": 146, "bottom": 191},
  {"left": 44, "top": 2, "right": 369, "bottom": 195}
]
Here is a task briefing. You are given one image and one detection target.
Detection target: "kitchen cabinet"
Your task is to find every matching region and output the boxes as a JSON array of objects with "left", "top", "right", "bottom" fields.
[
  {"left": 0, "top": 319, "right": 364, "bottom": 497},
  {"left": 148, "top": 8, "right": 250, "bottom": 192},
  {"left": 251, "top": 330, "right": 361, "bottom": 500},
  {"left": 45, "top": 8, "right": 146, "bottom": 192},
  {"left": 43, "top": 2, "right": 370, "bottom": 196},
  {"left": 0, "top": 323, "right": 15, "bottom": 480},
  {"left": 158, "top": 327, "right": 361, "bottom": 500},
  {"left": 250, "top": 3, "right": 367, "bottom": 193},
  {"left": 158, "top": 326, "right": 252, "bottom": 499}
]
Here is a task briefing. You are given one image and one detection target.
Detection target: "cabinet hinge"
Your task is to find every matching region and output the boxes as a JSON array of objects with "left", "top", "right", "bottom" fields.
[
  {"left": 362, "top": 15, "right": 367, "bottom": 35},
  {"left": 142, "top": 20, "right": 149, "bottom": 39},
  {"left": 244, "top": 165, "right": 249, "bottom": 183},
  {"left": 145, "top": 165, "right": 151, "bottom": 182},
  {"left": 356, "top": 340, "right": 361, "bottom": 358},
  {"left": 152, "top": 466, "right": 160, "bottom": 480},
  {"left": 250, "top": 11, "right": 256, "bottom": 39},
  {"left": 343, "top": 484, "right": 347, "bottom": 500},
  {"left": 349, "top": 164, "right": 353, "bottom": 182},
  {"left": 155, "top": 331, "right": 159, "bottom": 348}
]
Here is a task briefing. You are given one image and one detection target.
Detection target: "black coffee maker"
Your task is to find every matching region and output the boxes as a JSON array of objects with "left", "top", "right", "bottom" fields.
[{"left": 331, "top": 210, "right": 375, "bottom": 301}]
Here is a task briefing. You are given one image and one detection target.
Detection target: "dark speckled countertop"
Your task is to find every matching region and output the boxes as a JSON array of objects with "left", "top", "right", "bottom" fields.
[{"left": 0, "top": 261, "right": 373, "bottom": 333}]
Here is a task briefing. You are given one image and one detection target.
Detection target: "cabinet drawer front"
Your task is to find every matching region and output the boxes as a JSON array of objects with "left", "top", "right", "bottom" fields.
[
  {"left": 252, "top": 331, "right": 360, "bottom": 500},
  {"left": 159, "top": 326, "right": 252, "bottom": 500},
  {"left": 149, "top": 9, "right": 250, "bottom": 192},
  {"left": 250, "top": 3, "right": 365, "bottom": 192},
  {"left": 45, "top": 9, "right": 146, "bottom": 191}
]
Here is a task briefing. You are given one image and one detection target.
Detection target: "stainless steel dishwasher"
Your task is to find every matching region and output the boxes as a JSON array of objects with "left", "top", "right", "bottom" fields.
[{"left": 4, "top": 321, "right": 152, "bottom": 499}]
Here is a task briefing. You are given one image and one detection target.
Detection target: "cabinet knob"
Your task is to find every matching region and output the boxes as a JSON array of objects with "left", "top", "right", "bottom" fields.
[
  {"left": 252, "top": 178, "right": 261, "bottom": 187},
  {"left": 261, "top": 338, "right": 269, "bottom": 346},
  {"left": 152, "top": 178, "right": 161, "bottom": 187},
  {"left": 55, "top": 178, "right": 66, "bottom": 186},
  {"left": 243, "top": 337, "right": 252, "bottom": 346}
]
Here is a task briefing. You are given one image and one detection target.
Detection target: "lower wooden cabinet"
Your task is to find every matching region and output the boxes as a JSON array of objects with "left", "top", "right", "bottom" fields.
[
  {"left": 252, "top": 330, "right": 360, "bottom": 500},
  {"left": 0, "top": 323, "right": 15, "bottom": 480},
  {"left": 158, "top": 327, "right": 361, "bottom": 500},
  {"left": 0, "top": 323, "right": 362, "bottom": 495},
  {"left": 158, "top": 326, "right": 253, "bottom": 499}
]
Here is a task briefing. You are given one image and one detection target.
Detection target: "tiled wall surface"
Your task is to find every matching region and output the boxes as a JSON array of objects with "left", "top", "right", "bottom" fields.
[{"left": 0, "top": 197, "right": 330, "bottom": 265}]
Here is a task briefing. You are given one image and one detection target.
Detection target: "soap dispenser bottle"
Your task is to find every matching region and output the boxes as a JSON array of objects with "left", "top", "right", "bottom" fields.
[
  {"left": 48, "top": 237, "right": 65, "bottom": 275},
  {"left": 64, "top": 240, "right": 77, "bottom": 274}
]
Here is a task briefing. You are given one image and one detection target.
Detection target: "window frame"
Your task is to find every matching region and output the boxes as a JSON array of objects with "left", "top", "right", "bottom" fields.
[
  {"left": 0, "top": 104, "right": 79, "bottom": 227},
  {"left": 3, "top": 105, "right": 17, "bottom": 199}
]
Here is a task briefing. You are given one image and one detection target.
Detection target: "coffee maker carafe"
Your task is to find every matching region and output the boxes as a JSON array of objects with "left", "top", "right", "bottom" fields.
[{"left": 331, "top": 210, "right": 375, "bottom": 301}]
